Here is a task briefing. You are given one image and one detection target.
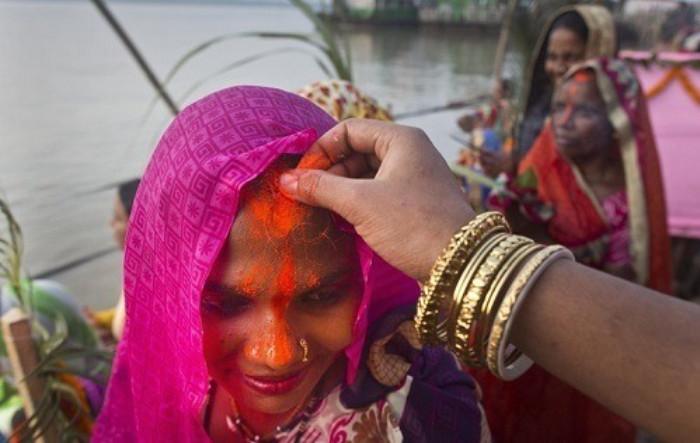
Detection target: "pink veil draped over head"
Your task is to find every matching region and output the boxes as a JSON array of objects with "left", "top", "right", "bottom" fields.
[{"left": 93, "top": 86, "right": 419, "bottom": 442}]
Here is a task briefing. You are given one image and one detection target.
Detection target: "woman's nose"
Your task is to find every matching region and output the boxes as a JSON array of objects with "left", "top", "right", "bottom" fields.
[
  {"left": 555, "top": 62, "right": 569, "bottom": 79},
  {"left": 557, "top": 104, "right": 575, "bottom": 128},
  {"left": 243, "top": 317, "right": 299, "bottom": 369}
]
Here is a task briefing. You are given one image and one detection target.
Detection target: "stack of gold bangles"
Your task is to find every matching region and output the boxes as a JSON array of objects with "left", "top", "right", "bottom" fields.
[{"left": 415, "top": 212, "right": 574, "bottom": 380}]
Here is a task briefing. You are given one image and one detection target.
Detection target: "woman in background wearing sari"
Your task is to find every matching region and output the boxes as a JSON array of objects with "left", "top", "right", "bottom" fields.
[
  {"left": 481, "top": 57, "right": 672, "bottom": 442},
  {"left": 479, "top": 5, "right": 617, "bottom": 178}
]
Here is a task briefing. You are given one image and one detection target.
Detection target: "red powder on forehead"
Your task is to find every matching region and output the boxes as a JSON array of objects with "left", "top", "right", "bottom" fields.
[
  {"left": 561, "top": 69, "right": 597, "bottom": 117},
  {"left": 297, "top": 149, "right": 333, "bottom": 170},
  {"left": 564, "top": 73, "right": 588, "bottom": 102},
  {"left": 275, "top": 253, "right": 296, "bottom": 297},
  {"left": 246, "top": 164, "right": 310, "bottom": 239},
  {"left": 239, "top": 160, "right": 317, "bottom": 367},
  {"left": 238, "top": 262, "right": 265, "bottom": 296},
  {"left": 267, "top": 254, "right": 296, "bottom": 366},
  {"left": 573, "top": 70, "right": 594, "bottom": 84}
]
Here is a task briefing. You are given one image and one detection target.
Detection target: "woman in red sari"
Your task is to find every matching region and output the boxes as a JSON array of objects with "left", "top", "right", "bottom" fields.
[{"left": 481, "top": 57, "right": 672, "bottom": 442}]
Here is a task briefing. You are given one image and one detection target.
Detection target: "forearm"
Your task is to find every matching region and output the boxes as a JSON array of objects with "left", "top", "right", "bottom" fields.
[
  {"left": 281, "top": 119, "right": 700, "bottom": 439},
  {"left": 512, "top": 259, "right": 700, "bottom": 442}
]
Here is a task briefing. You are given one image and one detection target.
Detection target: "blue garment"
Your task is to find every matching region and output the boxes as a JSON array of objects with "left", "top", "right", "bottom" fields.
[{"left": 480, "top": 128, "right": 503, "bottom": 203}]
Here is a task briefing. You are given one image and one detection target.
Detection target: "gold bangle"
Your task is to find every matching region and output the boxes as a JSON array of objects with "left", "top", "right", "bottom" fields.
[
  {"left": 453, "top": 234, "right": 526, "bottom": 366},
  {"left": 473, "top": 240, "right": 538, "bottom": 361},
  {"left": 483, "top": 243, "right": 544, "bottom": 373},
  {"left": 487, "top": 245, "right": 575, "bottom": 380},
  {"left": 461, "top": 236, "right": 532, "bottom": 366},
  {"left": 435, "top": 224, "right": 509, "bottom": 343},
  {"left": 447, "top": 232, "right": 508, "bottom": 350},
  {"left": 415, "top": 212, "right": 508, "bottom": 345},
  {"left": 438, "top": 228, "right": 506, "bottom": 343},
  {"left": 417, "top": 212, "right": 508, "bottom": 344}
]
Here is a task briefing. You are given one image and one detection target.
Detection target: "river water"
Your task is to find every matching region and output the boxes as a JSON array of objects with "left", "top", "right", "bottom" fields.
[{"left": 0, "top": 0, "right": 524, "bottom": 307}]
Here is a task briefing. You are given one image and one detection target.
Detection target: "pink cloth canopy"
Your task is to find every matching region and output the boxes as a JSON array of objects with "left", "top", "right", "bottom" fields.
[
  {"left": 93, "top": 85, "right": 419, "bottom": 442},
  {"left": 621, "top": 51, "right": 700, "bottom": 238}
]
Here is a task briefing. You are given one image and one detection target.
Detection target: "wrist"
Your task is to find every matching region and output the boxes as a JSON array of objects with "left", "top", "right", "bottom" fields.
[
  {"left": 420, "top": 206, "right": 474, "bottom": 281},
  {"left": 416, "top": 214, "right": 575, "bottom": 380}
]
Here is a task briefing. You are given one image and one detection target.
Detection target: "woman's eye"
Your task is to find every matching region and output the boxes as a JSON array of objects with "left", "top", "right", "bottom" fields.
[
  {"left": 552, "top": 103, "right": 566, "bottom": 115},
  {"left": 298, "top": 290, "right": 343, "bottom": 307},
  {"left": 201, "top": 295, "right": 250, "bottom": 317},
  {"left": 578, "top": 106, "right": 601, "bottom": 118}
]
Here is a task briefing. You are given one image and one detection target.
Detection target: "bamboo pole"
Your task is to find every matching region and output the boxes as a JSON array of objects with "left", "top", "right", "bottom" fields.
[
  {"left": 90, "top": 0, "right": 180, "bottom": 116},
  {"left": 393, "top": 94, "right": 490, "bottom": 120},
  {"left": 1, "top": 308, "right": 60, "bottom": 443},
  {"left": 491, "top": 0, "right": 519, "bottom": 84}
]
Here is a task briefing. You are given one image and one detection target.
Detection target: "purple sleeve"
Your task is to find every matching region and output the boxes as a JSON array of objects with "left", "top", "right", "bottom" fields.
[{"left": 401, "top": 346, "right": 482, "bottom": 443}]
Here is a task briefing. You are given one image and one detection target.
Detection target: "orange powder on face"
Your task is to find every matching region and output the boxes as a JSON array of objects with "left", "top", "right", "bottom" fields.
[
  {"left": 573, "top": 70, "right": 594, "bottom": 84},
  {"left": 246, "top": 182, "right": 307, "bottom": 239},
  {"left": 238, "top": 262, "right": 265, "bottom": 297},
  {"left": 559, "top": 70, "right": 596, "bottom": 125},
  {"left": 240, "top": 161, "right": 315, "bottom": 367},
  {"left": 270, "top": 254, "right": 296, "bottom": 366},
  {"left": 297, "top": 149, "right": 332, "bottom": 170}
]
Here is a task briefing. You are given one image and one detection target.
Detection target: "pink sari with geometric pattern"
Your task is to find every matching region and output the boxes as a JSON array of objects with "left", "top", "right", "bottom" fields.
[{"left": 93, "top": 86, "right": 419, "bottom": 442}]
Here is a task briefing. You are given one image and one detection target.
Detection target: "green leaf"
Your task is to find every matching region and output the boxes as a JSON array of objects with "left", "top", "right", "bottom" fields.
[
  {"left": 11, "top": 387, "right": 53, "bottom": 441},
  {"left": 28, "top": 392, "right": 61, "bottom": 441},
  {"left": 138, "top": 30, "right": 336, "bottom": 128},
  {"left": 39, "top": 312, "right": 69, "bottom": 356},
  {"left": 162, "top": 31, "right": 324, "bottom": 89},
  {"left": 250, "top": 31, "right": 350, "bottom": 79},
  {"left": 289, "top": 0, "right": 346, "bottom": 73},
  {"left": 51, "top": 379, "right": 88, "bottom": 415},
  {"left": 177, "top": 47, "right": 333, "bottom": 105},
  {"left": 252, "top": 32, "right": 325, "bottom": 51},
  {"left": 313, "top": 57, "right": 333, "bottom": 78},
  {"left": 23, "top": 346, "right": 112, "bottom": 383},
  {"left": 341, "top": 35, "right": 353, "bottom": 82},
  {"left": 136, "top": 32, "right": 251, "bottom": 132},
  {"left": 162, "top": 33, "right": 242, "bottom": 86},
  {"left": 515, "top": 168, "right": 539, "bottom": 190}
]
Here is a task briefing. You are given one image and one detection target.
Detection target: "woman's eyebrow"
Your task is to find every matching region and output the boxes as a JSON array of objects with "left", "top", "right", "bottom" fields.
[
  {"left": 203, "top": 281, "right": 246, "bottom": 297},
  {"left": 313, "top": 270, "right": 352, "bottom": 290}
]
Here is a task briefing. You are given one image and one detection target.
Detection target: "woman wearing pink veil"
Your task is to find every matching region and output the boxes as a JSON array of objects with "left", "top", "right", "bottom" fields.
[{"left": 93, "top": 85, "right": 487, "bottom": 442}]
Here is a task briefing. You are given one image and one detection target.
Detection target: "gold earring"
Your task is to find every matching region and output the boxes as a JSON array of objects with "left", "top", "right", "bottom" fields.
[{"left": 299, "top": 338, "right": 309, "bottom": 363}]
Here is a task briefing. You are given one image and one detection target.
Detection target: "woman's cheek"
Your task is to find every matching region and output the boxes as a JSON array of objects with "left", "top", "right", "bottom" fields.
[
  {"left": 201, "top": 316, "right": 243, "bottom": 366},
  {"left": 582, "top": 119, "right": 610, "bottom": 153},
  {"left": 303, "top": 296, "right": 359, "bottom": 352}
]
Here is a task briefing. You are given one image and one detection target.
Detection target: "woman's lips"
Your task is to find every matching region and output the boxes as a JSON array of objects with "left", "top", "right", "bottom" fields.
[
  {"left": 242, "top": 368, "right": 307, "bottom": 396},
  {"left": 555, "top": 132, "right": 576, "bottom": 148}
]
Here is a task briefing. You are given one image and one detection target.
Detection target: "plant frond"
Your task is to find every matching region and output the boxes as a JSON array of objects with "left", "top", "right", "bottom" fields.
[{"left": 177, "top": 47, "right": 334, "bottom": 105}]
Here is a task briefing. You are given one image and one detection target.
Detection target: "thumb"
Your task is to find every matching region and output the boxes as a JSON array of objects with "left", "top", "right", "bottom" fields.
[{"left": 280, "top": 169, "right": 362, "bottom": 223}]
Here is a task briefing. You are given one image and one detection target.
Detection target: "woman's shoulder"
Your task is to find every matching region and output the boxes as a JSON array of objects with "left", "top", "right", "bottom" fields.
[{"left": 341, "top": 306, "right": 489, "bottom": 442}]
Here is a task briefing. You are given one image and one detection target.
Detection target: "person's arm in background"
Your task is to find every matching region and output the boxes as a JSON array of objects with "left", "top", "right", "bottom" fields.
[
  {"left": 111, "top": 291, "right": 125, "bottom": 341},
  {"left": 279, "top": 119, "right": 700, "bottom": 443}
]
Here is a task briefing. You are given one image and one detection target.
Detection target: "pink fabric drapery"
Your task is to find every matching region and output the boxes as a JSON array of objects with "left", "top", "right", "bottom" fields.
[
  {"left": 621, "top": 51, "right": 700, "bottom": 239},
  {"left": 93, "top": 85, "right": 419, "bottom": 442}
]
